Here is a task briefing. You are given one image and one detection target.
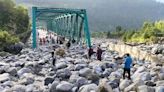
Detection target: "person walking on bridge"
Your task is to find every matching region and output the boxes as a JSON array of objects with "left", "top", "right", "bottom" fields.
[{"left": 123, "top": 53, "right": 133, "bottom": 80}]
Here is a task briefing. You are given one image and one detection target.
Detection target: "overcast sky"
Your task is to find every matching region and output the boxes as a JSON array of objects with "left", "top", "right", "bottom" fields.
[{"left": 156, "top": 0, "right": 164, "bottom": 3}]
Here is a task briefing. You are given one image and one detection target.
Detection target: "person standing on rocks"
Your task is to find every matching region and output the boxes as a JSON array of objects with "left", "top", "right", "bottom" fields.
[
  {"left": 123, "top": 53, "right": 133, "bottom": 79},
  {"left": 88, "top": 46, "right": 95, "bottom": 59},
  {"left": 97, "top": 45, "right": 103, "bottom": 61},
  {"left": 51, "top": 51, "right": 56, "bottom": 66},
  {"left": 66, "top": 40, "right": 71, "bottom": 49}
]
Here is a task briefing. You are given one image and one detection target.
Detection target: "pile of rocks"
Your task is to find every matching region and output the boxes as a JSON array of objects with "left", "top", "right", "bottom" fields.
[{"left": 0, "top": 43, "right": 163, "bottom": 92}]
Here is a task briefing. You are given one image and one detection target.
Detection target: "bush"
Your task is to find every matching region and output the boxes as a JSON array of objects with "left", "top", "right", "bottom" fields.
[
  {"left": 0, "top": 0, "right": 30, "bottom": 44},
  {"left": 18, "top": 30, "right": 31, "bottom": 43},
  {"left": 0, "top": 30, "right": 19, "bottom": 51},
  {"left": 122, "top": 21, "right": 164, "bottom": 44},
  {"left": 56, "top": 48, "right": 65, "bottom": 57}
]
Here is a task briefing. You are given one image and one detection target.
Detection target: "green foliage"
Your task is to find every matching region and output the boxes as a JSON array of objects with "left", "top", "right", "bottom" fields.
[
  {"left": 91, "top": 20, "right": 164, "bottom": 44},
  {"left": 106, "top": 31, "right": 111, "bottom": 38},
  {"left": 109, "top": 26, "right": 126, "bottom": 38},
  {"left": 0, "top": 30, "right": 19, "bottom": 51},
  {"left": 91, "top": 32, "right": 107, "bottom": 38},
  {"left": 122, "top": 20, "right": 164, "bottom": 44},
  {"left": 0, "top": 0, "right": 30, "bottom": 42},
  {"left": 116, "top": 26, "right": 122, "bottom": 32},
  {"left": 92, "top": 26, "right": 126, "bottom": 39}
]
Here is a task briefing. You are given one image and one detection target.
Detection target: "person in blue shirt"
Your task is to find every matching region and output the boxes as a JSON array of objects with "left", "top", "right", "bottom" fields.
[{"left": 123, "top": 53, "right": 133, "bottom": 79}]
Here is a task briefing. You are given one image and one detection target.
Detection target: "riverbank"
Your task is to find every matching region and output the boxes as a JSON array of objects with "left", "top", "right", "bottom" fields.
[
  {"left": 93, "top": 38, "right": 164, "bottom": 64},
  {"left": 0, "top": 41, "right": 164, "bottom": 92}
]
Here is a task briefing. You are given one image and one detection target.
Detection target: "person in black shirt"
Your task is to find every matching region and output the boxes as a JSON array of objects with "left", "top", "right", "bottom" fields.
[
  {"left": 96, "top": 45, "right": 103, "bottom": 61},
  {"left": 51, "top": 51, "right": 56, "bottom": 66},
  {"left": 88, "top": 46, "right": 95, "bottom": 59},
  {"left": 66, "top": 40, "right": 71, "bottom": 49}
]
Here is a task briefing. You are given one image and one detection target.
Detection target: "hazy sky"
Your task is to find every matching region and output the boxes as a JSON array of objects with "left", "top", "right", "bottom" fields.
[{"left": 156, "top": 0, "right": 164, "bottom": 3}]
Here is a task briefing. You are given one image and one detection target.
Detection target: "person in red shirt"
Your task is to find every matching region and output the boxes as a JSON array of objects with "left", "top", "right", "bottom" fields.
[
  {"left": 40, "top": 38, "right": 42, "bottom": 45},
  {"left": 43, "top": 37, "right": 46, "bottom": 45}
]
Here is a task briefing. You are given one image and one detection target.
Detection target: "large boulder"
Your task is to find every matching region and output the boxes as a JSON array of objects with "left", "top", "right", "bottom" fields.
[
  {"left": 66, "top": 64, "right": 75, "bottom": 71},
  {"left": 69, "top": 74, "right": 80, "bottom": 83},
  {"left": 119, "top": 79, "right": 131, "bottom": 90},
  {"left": 76, "top": 77, "right": 88, "bottom": 87},
  {"left": 110, "top": 71, "right": 122, "bottom": 79},
  {"left": 6, "top": 67, "right": 17, "bottom": 76},
  {"left": 3, "top": 81, "right": 14, "bottom": 87},
  {"left": 137, "top": 85, "right": 155, "bottom": 92},
  {"left": 4, "top": 42, "right": 23, "bottom": 54},
  {"left": 56, "top": 62, "right": 67, "bottom": 69},
  {"left": 19, "top": 77, "right": 35, "bottom": 85},
  {"left": 108, "top": 76, "right": 120, "bottom": 89},
  {"left": 10, "top": 85, "right": 26, "bottom": 92},
  {"left": 141, "top": 72, "right": 151, "bottom": 81},
  {"left": 56, "top": 69, "right": 72, "bottom": 79},
  {"left": 56, "top": 81, "right": 74, "bottom": 92},
  {"left": 44, "top": 77, "right": 54, "bottom": 86},
  {"left": 151, "top": 45, "right": 164, "bottom": 54},
  {"left": 135, "top": 66, "right": 146, "bottom": 73},
  {"left": 158, "top": 73, "right": 164, "bottom": 80},
  {"left": 97, "top": 79, "right": 113, "bottom": 92},
  {"left": 25, "top": 84, "right": 35, "bottom": 92},
  {"left": 156, "top": 86, "right": 164, "bottom": 92},
  {"left": 156, "top": 80, "right": 164, "bottom": 86},
  {"left": 93, "top": 66, "right": 103, "bottom": 76},
  {"left": 49, "top": 81, "right": 60, "bottom": 92},
  {"left": 78, "top": 84, "right": 98, "bottom": 92},
  {"left": 17, "top": 68, "right": 32, "bottom": 77},
  {"left": 145, "top": 81, "right": 156, "bottom": 87},
  {"left": 102, "top": 68, "right": 112, "bottom": 77},
  {"left": 0, "top": 73, "right": 10, "bottom": 83},
  {"left": 79, "top": 68, "right": 92, "bottom": 78},
  {"left": 132, "top": 71, "right": 151, "bottom": 81},
  {"left": 75, "top": 64, "right": 87, "bottom": 71},
  {"left": 124, "top": 79, "right": 144, "bottom": 92}
]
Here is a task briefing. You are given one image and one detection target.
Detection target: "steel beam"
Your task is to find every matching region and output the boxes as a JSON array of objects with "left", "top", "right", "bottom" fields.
[
  {"left": 32, "top": 7, "right": 91, "bottom": 48},
  {"left": 83, "top": 11, "right": 91, "bottom": 47},
  {"left": 36, "top": 8, "right": 85, "bottom": 14},
  {"left": 32, "top": 7, "right": 37, "bottom": 48}
]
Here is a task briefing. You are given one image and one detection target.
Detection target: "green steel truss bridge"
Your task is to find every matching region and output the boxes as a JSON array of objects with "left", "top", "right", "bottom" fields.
[{"left": 32, "top": 7, "right": 91, "bottom": 48}]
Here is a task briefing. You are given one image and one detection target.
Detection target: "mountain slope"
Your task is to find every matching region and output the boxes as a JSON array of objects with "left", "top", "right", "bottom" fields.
[{"left": 16, "top": 0, "right": 164, "bottom": 31}]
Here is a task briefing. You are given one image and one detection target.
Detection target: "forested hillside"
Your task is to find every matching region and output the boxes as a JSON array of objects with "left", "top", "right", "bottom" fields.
[
  {"left": 0, "top": 0, "right": 30, "bottom": 52},
  {"left": 15, "top": 0, "right": 164, "bottom": 31}
]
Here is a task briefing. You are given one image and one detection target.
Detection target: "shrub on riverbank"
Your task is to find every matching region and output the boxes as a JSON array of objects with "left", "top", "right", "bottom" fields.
[
  {"left": 122, "top": 21, "right": 164, "bottom": 44},
  {"left": 0, "top": 30, "right": 20, "bottom": 51},
  {"left": 0, "top": 0, "right": 30, "bottom": 44}
]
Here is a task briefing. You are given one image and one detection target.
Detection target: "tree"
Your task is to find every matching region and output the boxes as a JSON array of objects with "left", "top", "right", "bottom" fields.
[
  {"left": 116, "top": 26, "right": 122, "bottom": 33},
  {"left": 106, "top": 31, "right": 111, "bottom": 38},
  {"left": 0, "top": 30, "right": 19, "bottom": 51},
  {"left": 0, "top": 0, "right": 30, "bottom": 43}
]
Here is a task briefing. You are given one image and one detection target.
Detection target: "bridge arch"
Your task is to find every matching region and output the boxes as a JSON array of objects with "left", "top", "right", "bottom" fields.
[{"left": 32, "top": 7, "right": 91, "bottom": 48}]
